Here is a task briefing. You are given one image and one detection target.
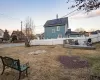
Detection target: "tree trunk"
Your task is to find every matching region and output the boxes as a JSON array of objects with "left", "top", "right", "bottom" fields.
[{"left": 25, "top": 38, "right": 30, "bottom": 47}]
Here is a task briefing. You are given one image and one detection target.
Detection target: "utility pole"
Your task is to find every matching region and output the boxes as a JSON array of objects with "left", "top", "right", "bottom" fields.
[{"left": 21, "top": 21, "right": 22, "bottom": 40}]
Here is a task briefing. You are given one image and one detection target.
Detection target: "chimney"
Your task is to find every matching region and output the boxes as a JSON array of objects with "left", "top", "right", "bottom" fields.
[{"left": 56, "top": 14, "right": 58, "bottom": 19}]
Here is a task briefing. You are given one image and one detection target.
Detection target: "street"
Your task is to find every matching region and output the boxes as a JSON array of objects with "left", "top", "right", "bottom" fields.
[{"left": 0, "top": 43, "right": 25, "bottom": 48}]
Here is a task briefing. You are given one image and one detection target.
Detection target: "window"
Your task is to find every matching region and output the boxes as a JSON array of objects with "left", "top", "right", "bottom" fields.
[
  {"left": 52, "top": 29, "right": 55, "bottom": 33},
  {"left": 57, "top": 26, "right": 60, "bottom": 31}
]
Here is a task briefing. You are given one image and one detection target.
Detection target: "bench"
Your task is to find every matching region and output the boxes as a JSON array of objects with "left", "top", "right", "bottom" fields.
[{"left": 0, "top": 56, "right": 29, "bottom": 80}]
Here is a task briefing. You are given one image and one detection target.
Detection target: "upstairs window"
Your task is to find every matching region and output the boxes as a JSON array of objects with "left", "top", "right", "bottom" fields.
[
  {"left": 52, "top": 29, "right": 55, "bottom": 33},
  {"left": 57, "top": 26, "right": 60, "bottom": 31}
]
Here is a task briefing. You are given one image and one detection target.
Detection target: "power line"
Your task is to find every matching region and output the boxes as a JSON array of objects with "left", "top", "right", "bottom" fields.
[
  {"left": 33, "top": 9, "right": 79, "bottom": 28},
  {"left": 62, "top": 9, "right": 78, "bottom": 18},
  {"left": 34, "top": 9, "right": 79, "bottom": 28},
  {"left": 0, "top": 13, "right": 21, "bottom": 21},
  {"left": 0, "top": 8, "right": 79, "bottom": 28}
]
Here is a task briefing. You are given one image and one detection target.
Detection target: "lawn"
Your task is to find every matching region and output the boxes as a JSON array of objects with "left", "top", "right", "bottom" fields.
[{"left": 0, "top": 43, "right": 100, "bottom": 80}]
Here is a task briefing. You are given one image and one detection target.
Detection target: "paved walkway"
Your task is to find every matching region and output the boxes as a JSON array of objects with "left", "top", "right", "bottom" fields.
[{"left": 0, "top": 43, "right": 25, "bottom": 48}]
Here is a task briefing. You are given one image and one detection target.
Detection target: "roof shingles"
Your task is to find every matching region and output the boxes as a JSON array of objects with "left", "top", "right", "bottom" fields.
[{"left": 44, "top": 17, "right": 68, "bottom": 27}]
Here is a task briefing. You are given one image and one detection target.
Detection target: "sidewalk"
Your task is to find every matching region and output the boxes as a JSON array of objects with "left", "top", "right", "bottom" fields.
[{"left": 0, "top": 43, "right": 24, "bottom": 48}]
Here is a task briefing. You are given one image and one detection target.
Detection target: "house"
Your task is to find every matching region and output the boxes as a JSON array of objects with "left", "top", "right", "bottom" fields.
[
  {"left": 36, "top": 33, "right": 44, "bottom": 39},
  {"left": 44, "top": 17, "right": 68, "bottom": 39},
  {"left": 90, "top": 30, "right": 100, "bottom": 35},
  {"left": 65, "top": 29, "right": 82, "bottom": 37},
  {"left": 11, "top": 30, "right": 25, "bottom": 41},
  {"left": 0, "top": 29, "right": 4, "bottom": 41}
]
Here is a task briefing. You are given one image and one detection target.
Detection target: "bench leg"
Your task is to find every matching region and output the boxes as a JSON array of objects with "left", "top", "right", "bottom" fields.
[
  {"left": 1, "top": 66, "right": 5, "bottom": 75},
  {"left": 90, "top": 75, "right": 100, "bottom": 80},
  {"left": 18, "top": 72, "right": 21, "bottom": 80},
  {"left": 26, "top": 69, "right": 28, "bottom": 77}
]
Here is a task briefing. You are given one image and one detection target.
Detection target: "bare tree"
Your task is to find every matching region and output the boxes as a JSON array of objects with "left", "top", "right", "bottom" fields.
[
  {"left": 89, "top": 28, "right": 96, "bottom": 32},
  {"left": 75, "top": 28, "right": 86, "bottom": 36},
  {"left": 23, "top": 28, "right": 36, "bottom": 39},
  {"left": 67, "top": 0, "right": 100, "bottom": 12},
  {"left": 25, "top": 17, "right": 35, "bottom": 47},
  {"left": 75, "top": 27, "right": 85, "bottom": 32}
]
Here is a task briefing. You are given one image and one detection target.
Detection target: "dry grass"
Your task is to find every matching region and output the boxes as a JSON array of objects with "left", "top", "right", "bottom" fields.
[{"left": 0, "top": 44, "right": 100, "bottom": 80}]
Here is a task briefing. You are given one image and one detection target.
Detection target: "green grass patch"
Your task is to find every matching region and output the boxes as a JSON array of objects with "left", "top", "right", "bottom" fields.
[{"left": 83, "top": 55, "right": 100, "bottom": 76}]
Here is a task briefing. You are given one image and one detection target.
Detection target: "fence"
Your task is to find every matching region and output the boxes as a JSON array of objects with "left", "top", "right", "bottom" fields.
[
  {"left": 30, "top": 38, "right": 66, "bottom": 45},
  {"left": 30, "top": 33, "right": 100, "bottom": 46}
]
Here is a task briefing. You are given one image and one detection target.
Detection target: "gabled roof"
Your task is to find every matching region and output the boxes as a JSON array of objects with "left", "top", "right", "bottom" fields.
[
  {"left": 44, "top": 17, "right": 68, "bottom": 27},
  {"left": 11, "top": 31, "right": 25, "bottom": 36}
]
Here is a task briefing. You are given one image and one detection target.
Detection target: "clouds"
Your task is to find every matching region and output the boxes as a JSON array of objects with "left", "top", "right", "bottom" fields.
[
  {"left": 93, "top": 9, "right": 100, "bottom": 17},
  {"left": 70, "top": 9, "right": 100, "bottom": 19}
]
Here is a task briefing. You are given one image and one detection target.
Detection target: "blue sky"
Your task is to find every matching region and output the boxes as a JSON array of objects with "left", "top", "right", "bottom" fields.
[{"left": 0, "top": 0, "right": 100, "bottom": 34}]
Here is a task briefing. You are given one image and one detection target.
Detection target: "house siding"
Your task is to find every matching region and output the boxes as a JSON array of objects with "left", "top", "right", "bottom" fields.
[{"left": 44, "top": 25, "right": 66, "bottom": 39}]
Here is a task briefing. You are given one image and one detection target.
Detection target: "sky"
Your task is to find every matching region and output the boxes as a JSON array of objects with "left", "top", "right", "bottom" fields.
[{"left": 0, "top": 0, "right": 100, "bottom": 34}]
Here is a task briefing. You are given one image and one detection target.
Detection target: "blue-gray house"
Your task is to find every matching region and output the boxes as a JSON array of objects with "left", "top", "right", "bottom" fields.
[{"left": 44, "top": 17, "right": 68, "bottom": 39}]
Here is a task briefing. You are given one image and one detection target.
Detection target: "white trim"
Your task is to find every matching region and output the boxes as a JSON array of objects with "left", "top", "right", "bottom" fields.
[
  {"left": 57, "top": 26, "right": 60, "bottom": 31},
  {"left": 65, "top": 24, "right": 68, "bottom": 33}
]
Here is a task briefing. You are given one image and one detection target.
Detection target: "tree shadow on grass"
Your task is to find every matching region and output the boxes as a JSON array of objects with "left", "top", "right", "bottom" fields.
[{"left": 58, "top": 55, "right": 89, "bottom": 69}]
